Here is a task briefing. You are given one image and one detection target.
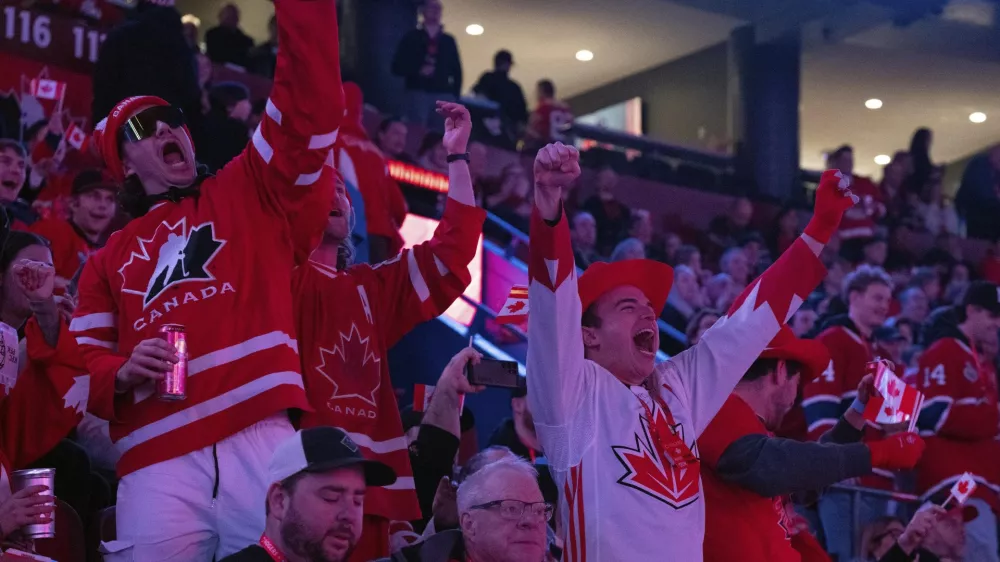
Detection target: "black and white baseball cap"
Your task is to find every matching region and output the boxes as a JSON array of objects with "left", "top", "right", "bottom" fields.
[{"left": 268, "top": 426, "right": 397, "bottom": 487}]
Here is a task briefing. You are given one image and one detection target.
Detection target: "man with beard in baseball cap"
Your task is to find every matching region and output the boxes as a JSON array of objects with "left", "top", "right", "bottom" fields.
[{"left": 221, "top": 426, "right": 397, "bottom": 562}]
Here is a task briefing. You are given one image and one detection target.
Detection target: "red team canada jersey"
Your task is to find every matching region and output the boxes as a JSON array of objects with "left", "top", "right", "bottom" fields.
[
  {"left": 70, "top": 0, "right": 344, "bottom": 477},
  {"left": 526, "top": 208, "right": 825, "bottom": 562},
  {"left": 700, "top": 395, "right": 799, "bottom": 562},
  {"left": 30, "top": 218, "right": 99, "bottom": 283},
  {"left": 915, "top": 336, "right": 1000, "bottom": 512},
  {"left": 802, "top": 323, "right": 894, "bottom": 489},
  {"left": 293, "top": 198, "right": 484, "bottom": 522}
]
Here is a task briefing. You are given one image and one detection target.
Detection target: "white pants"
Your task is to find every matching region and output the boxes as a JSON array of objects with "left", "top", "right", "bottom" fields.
[{"left": 101, "top": 414, "right": 294, "bottom": 561}]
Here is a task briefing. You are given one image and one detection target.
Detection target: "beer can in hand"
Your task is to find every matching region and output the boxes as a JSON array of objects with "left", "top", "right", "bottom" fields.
[
  {"left": 158, "top": 324, "right": 187, "bottom": 401},
  {"left": 11, "top": 468, "right": 55, "bottom": 539}
]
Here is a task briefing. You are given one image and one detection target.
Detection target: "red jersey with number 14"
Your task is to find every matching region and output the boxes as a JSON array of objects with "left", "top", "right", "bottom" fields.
[{"left": 700, "top": 395, "right": 799, "bottom": 562}]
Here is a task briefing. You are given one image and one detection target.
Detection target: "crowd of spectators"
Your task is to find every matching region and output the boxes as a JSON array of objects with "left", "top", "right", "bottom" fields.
[{"left": 5, "top": 0, "right": 1000, "bottom": 561}]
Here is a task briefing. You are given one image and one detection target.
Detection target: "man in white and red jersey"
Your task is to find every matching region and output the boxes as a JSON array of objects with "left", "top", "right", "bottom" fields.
[
  {"left": 700, "top": 326, "right": 924, "bottom": 562},
  {"left": 801, "top": 265, "right": 895, "bottom": 560},
  {"left": 526, "top": 142, "right": 856, "bottom": 561},
  {"left": 915, "top": 280, "right": 1000, "bottom": 562},
  {"left": 293, "top": 102, "right": 485, "bottom": 561},
  {"left": 69, "top": 1, "right": 344, "bottom": 559}
]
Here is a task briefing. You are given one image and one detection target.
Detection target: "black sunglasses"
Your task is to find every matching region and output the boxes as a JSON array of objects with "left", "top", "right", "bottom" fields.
[{"left": 119, "top": 106, "right": 186, "bottom": 144}]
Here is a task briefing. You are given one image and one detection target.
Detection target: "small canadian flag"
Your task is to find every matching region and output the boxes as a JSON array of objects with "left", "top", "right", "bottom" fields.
[
  {"left": 29, "top": 78, "right": 67, "bottom": 102},
  {"left": 496, "top": 285, "right": 528, "bottom": 324},
  {"left": 413, "top": 383, "right": 465, "bottom": 413},
  {"left": 65, "top": 123, "right": 88, "bottom": 151},
  {"left": 947, "top": 472, "right": 978, "bottom": 507},
  {"left": 863, "top": 360, "right": 924, "bottom": 430}
]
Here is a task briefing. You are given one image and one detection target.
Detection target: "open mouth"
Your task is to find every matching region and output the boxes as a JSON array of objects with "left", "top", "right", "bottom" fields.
[
  {"left": 161, "top": 141, "right": 186, "bottom": 166},
  {"left": 329, "top": 209, "right": 344, "bottom": 218},
  {"left": 633, "top": 328, "right": 656, "bottom": 356},
  {"left": 0, "top": 180, "right": 16, "bottom": 190}
]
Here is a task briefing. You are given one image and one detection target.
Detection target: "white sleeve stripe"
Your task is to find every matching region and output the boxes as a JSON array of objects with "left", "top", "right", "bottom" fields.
[
  {"left": 70, "top": 313, "right": 116, "bottom": 332},
  {"left": 308, "top": 128, "right": 340, "bottom": 149},
  {"left": 956, "top": 397, "right": 984, "bottom": 405},
  {"left": 343, "top": 432, "right": 409, "bottom": 454},
  {"left": 432, "top": 254, "right": 449, "bottom": 277},
  {"left": 76, "top": 337, "right": 117, "bottom": 350},
  {"left": 294, "top": 167, "right": 324, "bottom": 186},
  {"left": 807, "top": 420, "right": 837, "bottom": 434},
  {"left": 265, "top": 98, "right": 282, "bottom": 126},
  {"left": 407, "top": 250, "right": 430, "bottom": 302},
  {"left": 381, "top": 476, "right": 415, "bottom": 491},
  {"left": 252, "top": 126, "right": 274, "bottom": 164},
  {"left": 801, "top": 394, "right": 841, "bottom": 407}
]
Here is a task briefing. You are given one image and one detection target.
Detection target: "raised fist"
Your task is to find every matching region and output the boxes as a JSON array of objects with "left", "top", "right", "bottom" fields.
[
  {"left": 437, "top": 101, "right": 472, "bottom": 155},
  {"left": 534, "top": 142, "right": 581, "bottom": 190},
  {"left": 12, "top": 260, "right": 55, "bottom": 303},
  {"left": 804, "top": 170, "right": 858, "bottom": 244}
]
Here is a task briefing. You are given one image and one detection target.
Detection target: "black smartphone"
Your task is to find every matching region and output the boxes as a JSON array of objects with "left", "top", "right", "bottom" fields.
[{"left": 466, "top": 358, "right": 526, "bottom": 390}]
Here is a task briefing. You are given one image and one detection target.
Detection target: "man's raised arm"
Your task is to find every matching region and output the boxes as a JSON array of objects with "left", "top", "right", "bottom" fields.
[
  {"left": 229, "top": 0, "right": 345, "bottom": 262},
  {"left": 525, "top": 143, "right": 591, "bottom": 440},
  {"left": 661, "top": 170, "right": 857, "bottom": 437}
]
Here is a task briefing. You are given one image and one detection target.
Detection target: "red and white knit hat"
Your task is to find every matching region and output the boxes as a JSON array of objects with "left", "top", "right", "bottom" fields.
[{"left": 92, "top": 96, "right": 192, "bottom": 182}]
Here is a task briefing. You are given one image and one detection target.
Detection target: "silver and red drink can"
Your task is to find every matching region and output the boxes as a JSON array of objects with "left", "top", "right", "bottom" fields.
[
  {"left": 158, "top": 324, "right": 187, "bottom": 401},
  {"left": 11, "top": 468, "right": 56, "bottom": 538}
]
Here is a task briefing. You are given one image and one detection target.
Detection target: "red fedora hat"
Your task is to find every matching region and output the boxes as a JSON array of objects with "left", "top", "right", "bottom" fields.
[
  {"left": 578, "top": 259, "right": 674, "bottom": 316},
  {"left": 759, "top": 326, "right": 831, "bottom": 381}
]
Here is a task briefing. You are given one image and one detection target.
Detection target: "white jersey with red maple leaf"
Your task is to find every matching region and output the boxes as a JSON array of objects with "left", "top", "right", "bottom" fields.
[{"left": 526, "top": 208, "right": 827, "bottom": 562}]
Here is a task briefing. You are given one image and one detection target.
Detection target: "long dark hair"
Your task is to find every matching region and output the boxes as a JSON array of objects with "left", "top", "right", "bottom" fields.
[{"left": 0, "top": 231, "right": 49, "bottom": 274}]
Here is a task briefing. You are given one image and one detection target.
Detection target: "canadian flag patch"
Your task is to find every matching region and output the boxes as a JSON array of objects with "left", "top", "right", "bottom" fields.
[{"left": 496, "top": 285, "right": 528, "bottom": 324}]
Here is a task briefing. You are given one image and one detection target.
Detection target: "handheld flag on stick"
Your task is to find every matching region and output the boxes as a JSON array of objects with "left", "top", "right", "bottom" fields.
[
  {"left": 943, "top": 472, "right": 977, "bottom": 508},
  {"left": 863, "top": 359, "right": 924, "bottom": 431}
]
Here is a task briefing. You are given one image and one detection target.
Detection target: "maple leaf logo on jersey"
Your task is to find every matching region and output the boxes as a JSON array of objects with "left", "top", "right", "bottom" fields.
[
  {"left": 315, "top": 323, "right": 382, "bottom": 408},
  {"left": 118, "top": 219, "right": 226, "bottom": 308},
  {"left": 612, "top": 404, "right": 700, "bottom": 509}
]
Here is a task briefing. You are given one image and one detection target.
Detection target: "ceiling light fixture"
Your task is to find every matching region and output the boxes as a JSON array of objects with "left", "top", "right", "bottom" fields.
[
  {"left": 874, "top": 154, "right": 891, "bottom": 165},
  {"left": 575, "top": 50, "right": 594, "bottom": 62},
  {"left": 970, "top": 112, "right": 987, "bottom": 123},
  {"left": 465, "top": 24, "right": 484, "bottom": 36},
  {"left": 865, "top": 98, "right": 883, "bottom": 110}
]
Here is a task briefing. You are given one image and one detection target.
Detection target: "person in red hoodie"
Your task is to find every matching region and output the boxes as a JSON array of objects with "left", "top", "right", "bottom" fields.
[
  {"left": 700, "top": 327, "right": 924, "bottom": 562},
  {"left": 828, "top": 145, "right": 886, "bottom": 241},
  {"left": 293, "top": 101, "right": 485, "bottom": 561},
  {"left": 69, "top": 1, "right": 343, "bottom": 559},
  {"left": 335, "top": 82, "right": 408, "bottom": 263},
  {"left": 915, "top": 281, "right": 1000, "bottom": 562}
]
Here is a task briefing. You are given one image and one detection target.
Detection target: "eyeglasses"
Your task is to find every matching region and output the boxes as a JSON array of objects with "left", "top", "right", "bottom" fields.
[
  {"left": 119, "top": 106, "right": 186, "bottom": 144},
  {"left": 470, "top": 499, "right": 553, "bottom": 522}
]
